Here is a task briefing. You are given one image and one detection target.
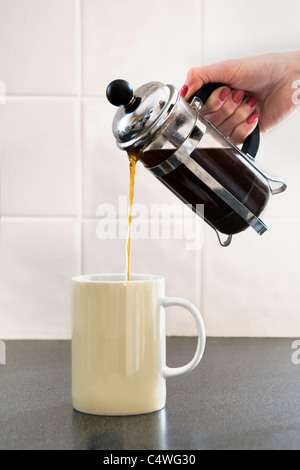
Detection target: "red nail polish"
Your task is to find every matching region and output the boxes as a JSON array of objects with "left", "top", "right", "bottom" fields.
[
  {"left": 218, "top": 87, "right": 231, "bottom": 101},
  {"left": 179, "top": 85, "right": 188, "bottom": 98},
  {"left": 246, "top": 95, "right": 257, "bottom": 107},
  {"left": 246, "top": 111, "right": 259, "bottom": 125},
  {"left": 232, "top": 89, "right": 244, "bottom": 104}
]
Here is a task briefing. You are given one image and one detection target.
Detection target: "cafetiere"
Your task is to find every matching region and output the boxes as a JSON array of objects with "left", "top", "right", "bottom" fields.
[{"left": 106, "top": 79, "right": 286, "bottom": 246}]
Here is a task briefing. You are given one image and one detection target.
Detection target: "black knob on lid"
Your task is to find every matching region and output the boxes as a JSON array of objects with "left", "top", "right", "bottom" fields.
[{"left": 106, "top": 79, "right": 133, "bottom": 107}]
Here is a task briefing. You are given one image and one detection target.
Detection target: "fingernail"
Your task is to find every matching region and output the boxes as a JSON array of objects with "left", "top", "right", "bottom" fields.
[
  {"left": 218, "top": 87, "right": 231, "bottom": 101},
  {"left": 179, "top": 85, "right": 189, "bottom": 98},
  {"left": 246, "top": 111, "right": 259, "bottom": 125},
  {"left": 232, "top": 89, "right": 244, "bottom": 104},
  {"left": 246, "top": 95, "right": 257, "bottom": 107}
]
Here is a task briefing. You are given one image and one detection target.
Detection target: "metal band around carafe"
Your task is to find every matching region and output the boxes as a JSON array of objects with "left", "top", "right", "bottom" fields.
[
  {"left": 147, "top": 119, "right": 268, "bottom": 235},
  {"left": 148, "top": 120, "right": 205, "bottom": 178}
]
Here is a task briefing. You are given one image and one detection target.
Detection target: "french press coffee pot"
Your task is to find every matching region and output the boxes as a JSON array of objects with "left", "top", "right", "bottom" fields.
[{"left": 106, "top": 79, "right": 286, "bottom": 246}]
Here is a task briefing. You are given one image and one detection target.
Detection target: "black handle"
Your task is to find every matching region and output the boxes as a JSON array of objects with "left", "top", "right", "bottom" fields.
[{"left": 190, "top": 83, "right": 260, "bottom": 159}]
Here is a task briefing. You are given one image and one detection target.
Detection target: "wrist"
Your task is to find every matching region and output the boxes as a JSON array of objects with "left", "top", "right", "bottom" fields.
[
  {"left": 295, "top": 50, "right": 300, "bottom": 75},
  {"left": 290, "top": 50, "right": 300, "bottom": 78}
]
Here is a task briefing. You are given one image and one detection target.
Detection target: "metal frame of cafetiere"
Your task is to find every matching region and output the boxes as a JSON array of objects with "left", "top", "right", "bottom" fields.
[{"left": 106, "top": 79, "right": 287, "bottom": 246}]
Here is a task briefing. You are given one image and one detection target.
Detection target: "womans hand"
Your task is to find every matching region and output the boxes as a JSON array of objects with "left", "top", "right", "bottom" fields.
[{"left": 180, "top": 51, "right": 300, "bottom": 144}]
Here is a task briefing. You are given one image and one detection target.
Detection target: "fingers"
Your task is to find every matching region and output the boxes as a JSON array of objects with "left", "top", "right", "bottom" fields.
[
  {"left": 201, "top": 88, "right": 245, "bottom": 126},
  {"left": 181, "top": 60, "right": 240, "bottom": 101},
  {"left": 196, "top": 86, "right": 259, "bottom": 146},
  {"left": 198, "top": 86, "right": 231, "bottom": 116},
  {"left": 229, "top": 111, "right": 259, "bottom": 146},
  {"left": 179, "top": 76, "right": 260, "bottom": 145},
  {"left": 218, "top": 95, "right": 258, "bottom": 136}
]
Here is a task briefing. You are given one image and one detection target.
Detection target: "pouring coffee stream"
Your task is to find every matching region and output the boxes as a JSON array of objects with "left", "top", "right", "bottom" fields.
[
  {"left": 126, "top": 154, "right": 137, "bottom": 281},
  {"left": 106, "top": 79, "right": 287, "bottom": 258}
]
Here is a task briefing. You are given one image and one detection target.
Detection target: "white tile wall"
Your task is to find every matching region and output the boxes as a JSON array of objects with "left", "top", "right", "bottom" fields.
[
  {"left": 0, "top": 0, "right": 78, "bottom": 95},
  {"left": 203, "top": 217, "right": 300, "bottom": 337},
  {"left": 0, "top": 99, "right": 79, "bottom": 216},
  {"left": 203, "top": 0, "right": 300, "bottom": 62},
  {"left": 0, "top": 0, "right": 299, "bottom": 338},
  {"left": 81, "top": 0, "right": 201, "bottom": 96},
  {"left": 0, "top": 218, "right": 80, "bottom": 338}
]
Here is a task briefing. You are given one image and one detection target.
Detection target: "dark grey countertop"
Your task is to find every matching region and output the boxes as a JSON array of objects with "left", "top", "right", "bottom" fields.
[{"left": 0, "top": 338, "right": 299, "bottom": 450}]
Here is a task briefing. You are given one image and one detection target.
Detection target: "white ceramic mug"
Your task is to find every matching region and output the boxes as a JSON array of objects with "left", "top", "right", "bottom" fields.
[{"left": 71, "top": 274, "right": 206, "bottom": 415}]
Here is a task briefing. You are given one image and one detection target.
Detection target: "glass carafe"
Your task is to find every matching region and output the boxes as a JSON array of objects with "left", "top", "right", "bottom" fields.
[{"left": 107, "top": 80, "right": 286, "bottom": 246}]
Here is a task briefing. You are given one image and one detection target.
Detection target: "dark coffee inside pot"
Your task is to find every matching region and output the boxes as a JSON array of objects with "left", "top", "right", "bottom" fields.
[{"left": 138, "top": 146, "right": 270, "bottom": 235}]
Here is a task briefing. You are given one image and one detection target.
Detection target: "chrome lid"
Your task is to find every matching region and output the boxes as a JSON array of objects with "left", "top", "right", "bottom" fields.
[{"left": 107, "top": 80, "right": 178, "bottom": 150}]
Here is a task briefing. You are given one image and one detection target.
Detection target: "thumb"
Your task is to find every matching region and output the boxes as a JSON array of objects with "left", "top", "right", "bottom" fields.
[{"left": 183, "top": 60, "right": 238, "bottom": 100}]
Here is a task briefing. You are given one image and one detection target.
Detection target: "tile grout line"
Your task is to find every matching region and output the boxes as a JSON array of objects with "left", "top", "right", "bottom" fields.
[
  {"left": 4, "top": 95, "right": 106, "bottom": 101},
  {"left": 1, "top": 214, "right": 291, "bottom": 220},
  {"left": 200, "top": 0, "right": 205, "bottom": 65},
  {"left": 4, "top": 96, "right": 78, "bottom": 101},
  {"left": 200, "top": 0, "right": 206, "bottom": 316},
  {"left": 0, "top": 216, "right": 81, "bottom": 221},
  {"left": 76, "top": 0, "right": 83, "bottom": 275},
  {"left": 193, "top": 0, "right": 204, "bottom": 314}
]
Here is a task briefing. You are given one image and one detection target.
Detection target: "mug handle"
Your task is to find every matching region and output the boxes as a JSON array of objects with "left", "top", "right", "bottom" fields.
[{"left": 161, "top": 297, "right": 206, "bottom": 378}]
